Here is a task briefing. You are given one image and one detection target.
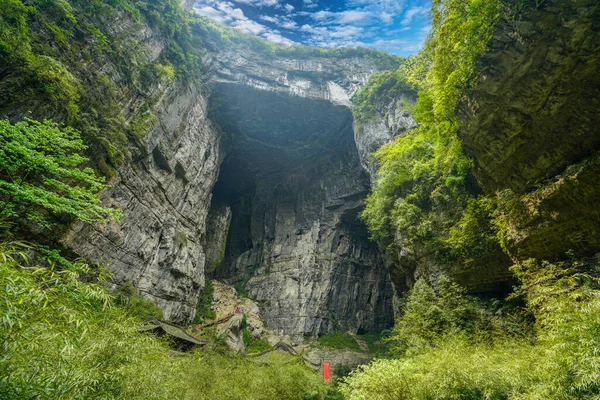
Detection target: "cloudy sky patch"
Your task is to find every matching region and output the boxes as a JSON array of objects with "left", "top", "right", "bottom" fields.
[{"left": 193, "top": 0, "right": 432, "bottom": 56}]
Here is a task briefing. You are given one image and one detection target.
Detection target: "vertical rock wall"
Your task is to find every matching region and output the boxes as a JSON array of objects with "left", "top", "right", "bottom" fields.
[
  {"left": 205, "top": 82, "right": 395, "bottom": 339},
  {"left": 64, "top": 83, "right": 222, "bottom": 323}
]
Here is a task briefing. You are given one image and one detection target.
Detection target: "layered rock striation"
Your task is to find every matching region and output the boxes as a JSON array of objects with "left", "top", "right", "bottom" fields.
[
  {"left": 60, "top": 15, "right": 400, "bottom": 330},
  {"left": 64, "top": 83, "right": 222, "bottom": 322}
]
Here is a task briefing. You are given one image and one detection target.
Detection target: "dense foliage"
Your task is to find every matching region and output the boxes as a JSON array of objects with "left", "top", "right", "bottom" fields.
[
  {"left": 0, "top": 118, "right": 122, "bottom": 231},
  {"left": 387, "top": 276, "right": 530, "bottom": 357},
  {"left": 193, "top": 278, "right": 216, "bottom": 324},
  {"left": 351, "top": 69, "right": 415, "bottom": 128},
  {"left": 358, "top": 0, "right": 503, "bottom": 266},
  {"left": 0, "top": 242, "right": 330, "bottom": 399},
  {"left": 0, "top": 0, "right": 201, "bottom": 175},
  {"left": 340, "top": 261, "right": 600, "bottom": 399}
]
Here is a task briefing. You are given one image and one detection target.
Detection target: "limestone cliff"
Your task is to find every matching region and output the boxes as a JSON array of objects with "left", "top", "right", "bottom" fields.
[
  {"left": 64, "top": 83, "right": 221, "bottom": 322},
  {"left": 358, "top": 0, "right": 600, "bottom": 297},
  {"left": 0, "top": 1, "right": 403, "bottom": 331},
  {"left": 457, "top": 0, "right": 600, "bottom": 263},
  {"left": 202, "top": 47, "right": 399, "bottom": 338}
]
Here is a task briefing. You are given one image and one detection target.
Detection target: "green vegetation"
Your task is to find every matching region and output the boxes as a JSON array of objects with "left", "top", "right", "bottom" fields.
[
  {"left": 351, "top": 69, "right": 415, "bottom": 127},
  {"left": 357, "top": 332, "right": 390, "bottom": 356},
  {"left": 343, "top": 0, "right": 600, "bottom": 398},
  {"left": 387, "top": 277, "right": 529, "bottom": 357},
  {"left": 0, "top": 0, "right": 202, "bottom": 176},
  {"left": 0, "top": 118, "right": 122, "bottom": 232},
  {"left": 246, "top": 337, "right": 271, "bottom": 354},
  {"left": 193, "top": 279, "right": 216, "bottom": 324},
  {"left": 240, "top": 315, "right": 271, "bottom": 354},
  {"left": 233, "top": 281, "right": 249, "bottom": 298},
  {"left": 0, "top": 242, "right": 329, "bottom": 399},
  {"left": 358, "top": 0, "right": 504, "bottom": 268},
  {"left": 112, "top": 281, "right": 163, "bottom": 321},
  {"left": 318, "top": 333, "right": 361, "bottom": 352},
  {"left": 340, "top": 261, "right": 600, "bottom": 399}
]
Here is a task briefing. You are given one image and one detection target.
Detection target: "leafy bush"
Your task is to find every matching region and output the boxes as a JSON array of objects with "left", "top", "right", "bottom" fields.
[
  {"left": 388, "top": 277, "right": 528, "bottom": 356},
  {"left": 318, "top": 333, "right": 361, "bottom": 352},
  {"left": 246, "top": 337, "right": 271, "bottom": 354},
  {"left": 112, "top": 281, "right": 163, "bottom": 320},
  {"left": 340, "top": 260, "right": 600, "bottom": 399},
  {"left": 0, "top": 0, "right": 202, "bottom": 175},
  {"left": 359, "top": 0, "right": 504, "bottom": 268},
  {"left": 193, "top": 278, "right": 215, "bottom": 324},
  {"left": 0, "top": 242, "right": 329, "bottom": 399},
  {"left": 0, "top": 118, "right": 122, "bottom": 231}
]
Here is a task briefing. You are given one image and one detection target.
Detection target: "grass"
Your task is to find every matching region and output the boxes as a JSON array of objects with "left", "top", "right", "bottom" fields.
[
  {"left": 0, "top": 242, "right": 329, "bottom": 399},
  {"left": 317, "top": 333, "right": 362, "bottom": 352}
]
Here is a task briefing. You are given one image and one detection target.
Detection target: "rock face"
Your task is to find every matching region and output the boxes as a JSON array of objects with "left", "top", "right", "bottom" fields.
[
  {"left": 64, "top": 82, "right": 222, "bottom": 323},
  {"left": 206, "top": 49, "right": 391, "bottom": 107},
  {"left": 353, "top": 92, "right": 418, "bottom": 183},
  {"left": 61, "top": 26, "right": 399, "bottom": 331},
  {"left": 2, "top": 0, "right": 400, "bottom": 332},
  {"left": 457, "top": 0, "right": 600, "bottom": 263},
  {"left": 205, "top": 80, "right": 395, "bottom": 339}
]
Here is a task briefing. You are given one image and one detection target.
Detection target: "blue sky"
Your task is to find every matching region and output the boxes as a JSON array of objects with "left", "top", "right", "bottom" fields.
[{"left": 193, "top": 0, "right": 432, "bottom": 56}]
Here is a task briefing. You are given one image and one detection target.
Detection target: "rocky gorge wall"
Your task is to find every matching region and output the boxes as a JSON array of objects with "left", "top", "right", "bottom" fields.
[
  {"left": 358, "top": 0, "right": 600, "bottom": 298},
  {"left": 12, "top": 5, "right": 402, "bottom": 331},
  {"left": 201, "top": 49, "right": 400, "bottom": 338},
  {"left": 63, "top": 82, "right": 222, "bottom": 322},
  {"left": 457, "top": 0, "right": 600, "bottom": 264}
]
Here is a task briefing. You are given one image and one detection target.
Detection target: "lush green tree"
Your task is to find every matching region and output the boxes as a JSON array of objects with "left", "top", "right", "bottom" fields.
[{"left": 0, "top": 118, "right": 122, "bottom": 230}]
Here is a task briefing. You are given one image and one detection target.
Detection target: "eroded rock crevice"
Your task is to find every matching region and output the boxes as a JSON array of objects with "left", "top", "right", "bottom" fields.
[{"left": 204, "top": 83, "right": 394, "bottom": 339}]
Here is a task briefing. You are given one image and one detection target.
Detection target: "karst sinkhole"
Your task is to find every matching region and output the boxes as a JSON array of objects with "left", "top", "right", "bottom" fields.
[{"left": 202, "top": 83, "right": 395, "bottom": 337}]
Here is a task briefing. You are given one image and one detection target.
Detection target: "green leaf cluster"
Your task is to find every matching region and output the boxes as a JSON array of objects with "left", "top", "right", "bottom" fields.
[
  {"left": 193, "top": 278, "right": 216, "bottom": 324},
  {"left": 112, "top": 281, "right": 163, "bottom": 321},
  {"left": 0, "top": 118, "right": 122, "bottom": 231},
  {"left": 317, "top": 332, "right": 362, "bottom": 352},
  {"left": 352, "top": 69, "right": 415, "bottom": 127},
  {"left": 340, "top": 260, "right": 600, "bottom": 399},
  {"left": 388, "top": 277, "right": 529, "bottom": 356},
  {"left": 0, "top": 0, "right": 202, "bottom": 176}
]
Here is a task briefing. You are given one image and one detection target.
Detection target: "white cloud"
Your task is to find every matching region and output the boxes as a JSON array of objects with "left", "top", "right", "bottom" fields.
[
  {"left": 195, "top": 5, "right": 231, "bottom": 23},
  {"left": 194, "top": 0, "right": 430, "bottom": 54},
  {"left": 279, "top": 20, "right": 298, "bottom": 29},
  {"left": 262, "top": 31, "right": 295, "bottom": 44},
  {"left": 401, "top": 6, "right": 428, "bottom": 25},
  {"left": 259, "top": 14, "right": 278, "bottom": 23},
  {"left": 380, "top": 12, "right": 392, "bottom": 23},
  {"left": 310, "top": 9, "right": 372, "bottom": 25},
  {"left": 302, "top": 0, "right": 319, "bottom": 9},
  {"left": 194, "top": 0, "right": 295, "bottom": 45},
  {"left": 232, "top": 0, "right": 280, "bottom": 7}
]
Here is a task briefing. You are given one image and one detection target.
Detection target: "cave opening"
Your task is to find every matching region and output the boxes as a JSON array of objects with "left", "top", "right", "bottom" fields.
[{"left": 203, "top": 83, "right": 395, "bottom": 337}]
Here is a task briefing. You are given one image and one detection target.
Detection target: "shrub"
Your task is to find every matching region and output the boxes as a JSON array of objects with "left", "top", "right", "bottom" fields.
[
  {"left": 0, "top": 118, "right": 122, "bottom": 231},
  {"left": 0, "top": 242, "right": 329, "bottom": 399},
  {"left": 318, "top": 333, "right": 361, "bottom": 352},
  {"left": 340, "top": 260, "right": 600, "bottom": 399}
]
